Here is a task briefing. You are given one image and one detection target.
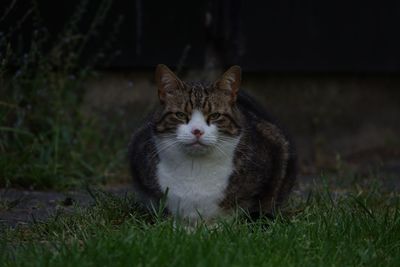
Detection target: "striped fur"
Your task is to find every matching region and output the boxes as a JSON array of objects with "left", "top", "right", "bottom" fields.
[{"left": 128, "top": 65, "right": 297, "bottom": 221}]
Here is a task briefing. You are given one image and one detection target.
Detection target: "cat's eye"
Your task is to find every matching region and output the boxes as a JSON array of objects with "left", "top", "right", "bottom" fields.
[
  {"left": 208, "top": 112, "right": 221, "bottom": 120},
  {"left": 175, "top": 112, "right": 187, "bottom": 120}
]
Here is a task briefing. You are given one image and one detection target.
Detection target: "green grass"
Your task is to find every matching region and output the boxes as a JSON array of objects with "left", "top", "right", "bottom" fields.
[{"left": 1, "top": 187, "right": 399, "bottom": 267}]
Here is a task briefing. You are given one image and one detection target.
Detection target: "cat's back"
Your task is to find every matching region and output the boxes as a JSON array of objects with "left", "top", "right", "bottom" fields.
[
  {"left": 219, "top": 90, "right": 297, "bottom": 214},
  {"left": 237, "top": 91, "right": 280, "bottom": 126},
  {"left": 236, "top": 90, "right": 295, "bottom": 157}
]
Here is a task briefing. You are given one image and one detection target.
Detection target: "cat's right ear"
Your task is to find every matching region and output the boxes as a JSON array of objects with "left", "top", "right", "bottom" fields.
[
  {"left": 215, "top": 65, "right": 241, "bottom": 104},
  {"left": 155, "top": 64, "right": 183, "bottom": 104}
]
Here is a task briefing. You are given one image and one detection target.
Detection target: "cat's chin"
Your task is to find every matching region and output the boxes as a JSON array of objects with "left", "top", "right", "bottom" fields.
[{"left": 181, "top": 142, "right": 213, "bottom": 156}]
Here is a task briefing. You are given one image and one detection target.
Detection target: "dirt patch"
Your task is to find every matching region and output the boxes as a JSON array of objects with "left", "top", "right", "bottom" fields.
[{"left": 0, "top": 185, "right": 132, "bottom": 228}]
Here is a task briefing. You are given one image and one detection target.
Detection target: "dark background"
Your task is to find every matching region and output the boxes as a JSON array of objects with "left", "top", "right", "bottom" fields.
[
  {"left": 3, "top": 0, "right": 400, "bottom": 72},
  {"left": 1, "top": 0, "right": 400, "bottom": 180}
]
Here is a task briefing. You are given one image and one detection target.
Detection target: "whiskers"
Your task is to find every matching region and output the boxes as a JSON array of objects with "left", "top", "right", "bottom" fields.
[
  {"left": 214, "top": 131, "right": 262, "bottom": 168},
  {"left": 147, "top": 134, "right": 181, "bottom": 162},
  {"left": 212, "top": 142, "right": 229, "bottom": 158},
  {"left": 149, "top": 131, "right": 244, "bottom": 161}
]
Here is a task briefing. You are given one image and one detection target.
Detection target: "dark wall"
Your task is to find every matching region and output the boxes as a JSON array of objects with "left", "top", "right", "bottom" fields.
[
  {"left": 236, "top": 1, "right": 400, "bottom": 72},
  {"left": 3, "top": 0, "right": 400, "bottom": 72}
]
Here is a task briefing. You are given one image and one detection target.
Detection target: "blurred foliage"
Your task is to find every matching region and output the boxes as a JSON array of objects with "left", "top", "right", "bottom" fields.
[{"left": 0, "top": 0, "right": 127, "bottom": 189}]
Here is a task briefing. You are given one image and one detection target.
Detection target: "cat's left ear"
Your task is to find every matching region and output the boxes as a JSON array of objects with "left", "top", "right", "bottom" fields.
[{"left": 215, "top": 65, "right": 241, "bottom": 104}]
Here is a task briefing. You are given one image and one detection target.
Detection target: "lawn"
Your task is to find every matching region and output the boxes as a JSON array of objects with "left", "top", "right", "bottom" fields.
[{"left": 1, "top": 184, "right": 399, "bottom": 267}]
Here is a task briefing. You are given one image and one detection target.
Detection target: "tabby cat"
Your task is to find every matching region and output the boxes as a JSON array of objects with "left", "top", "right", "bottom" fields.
[{"left": 128, "top": 65, "right": 296, "bottom": 222}]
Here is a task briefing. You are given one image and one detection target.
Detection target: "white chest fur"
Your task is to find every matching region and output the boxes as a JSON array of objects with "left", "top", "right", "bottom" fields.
[{"left": 155, "top": 141, "right": 239, "bottom": 220}]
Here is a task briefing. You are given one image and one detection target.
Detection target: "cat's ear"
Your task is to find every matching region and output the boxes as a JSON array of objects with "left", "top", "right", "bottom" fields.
[
  {"left": 155, "top": 64, "right": 184, "bottom": 104},
  {"left": 215, "top": 65, "right": 241, "bottom": 103}
]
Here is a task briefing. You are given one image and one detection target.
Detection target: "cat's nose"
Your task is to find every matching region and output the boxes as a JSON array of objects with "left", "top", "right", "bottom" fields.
[{"left": 191, "top": 128, "right": 204, "bottom": 138}]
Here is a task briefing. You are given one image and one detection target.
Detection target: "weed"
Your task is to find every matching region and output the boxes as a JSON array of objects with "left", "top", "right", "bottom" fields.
[{"left": 0, "top": 0, "right": 126, "bottom": 189}]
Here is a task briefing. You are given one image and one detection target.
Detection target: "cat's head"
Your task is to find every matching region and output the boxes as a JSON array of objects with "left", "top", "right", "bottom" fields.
[{"left": 154, "top": 65, "right": 243, "bottom": 156}]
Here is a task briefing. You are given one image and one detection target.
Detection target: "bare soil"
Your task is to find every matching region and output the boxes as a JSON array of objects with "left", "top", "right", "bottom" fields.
[{"left": 0, "top": 185, "right": 131, "bottom": 228}]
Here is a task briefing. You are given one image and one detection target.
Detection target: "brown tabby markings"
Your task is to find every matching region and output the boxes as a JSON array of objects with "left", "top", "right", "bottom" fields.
[
  {"left": 218, "top": 120, "right": 292, "bottom": 213},
  {"left": 129, "top": 64, "right": 297, "bottom": 219},
  {"left": 154, "top": 80, "right": 293, "bottom": 213},
  {"left": 155, "top": 82, "right": 242, "bottom": 136}
]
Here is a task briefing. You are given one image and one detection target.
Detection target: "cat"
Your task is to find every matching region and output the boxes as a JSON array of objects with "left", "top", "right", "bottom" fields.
[{"left": 128, "top": 64, "right": 297, "bottom": 222}]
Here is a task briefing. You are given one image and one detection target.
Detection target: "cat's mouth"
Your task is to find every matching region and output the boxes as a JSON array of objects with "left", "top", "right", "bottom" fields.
[
  {"left": 186, "top": 141, "right": 208, "bottom": 148},
  {"left": 182, "top": 140, "right": 212, "bottom": 155}
]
